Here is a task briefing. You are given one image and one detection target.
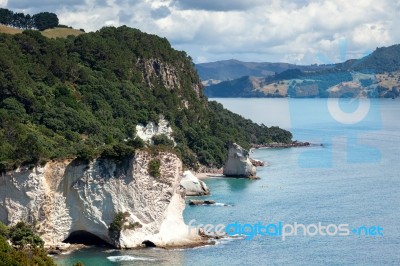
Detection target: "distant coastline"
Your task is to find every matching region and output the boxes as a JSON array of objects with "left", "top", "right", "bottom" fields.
[{"left": 251, "top": 141, "right": 311, "bottom": 149}]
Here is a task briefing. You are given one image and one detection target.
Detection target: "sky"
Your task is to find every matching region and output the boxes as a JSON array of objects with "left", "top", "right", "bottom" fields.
[{"left": 1, "top": 0, "right": 400, "bottom": 64}]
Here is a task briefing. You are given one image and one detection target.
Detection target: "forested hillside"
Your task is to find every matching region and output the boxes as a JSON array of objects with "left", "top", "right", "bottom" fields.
[{"left": 0, "top": 26, "right": 292, "bottom": 172}]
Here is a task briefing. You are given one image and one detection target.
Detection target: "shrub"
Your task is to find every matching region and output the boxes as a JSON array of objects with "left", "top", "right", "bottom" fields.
[
  {"left": 0, "top": 222, "right": 9, "bottom": 238},
  {"left": 9, "top": 222, "right": 44, "bottom": 249},
  {"left": 152, "top": 134, "right": 174, "bottom": 147},
  {"left": 109, "top": 212, "right": 141, "bottom": 233},
  {"left": 148, "top": 159, "right": 161, "bottom": 178},
  {"left": 124, "top": 221, "right": 142, "bottom": 230},
  {"left": 109, "top": 212, "right": 126, "bottom": 233}
]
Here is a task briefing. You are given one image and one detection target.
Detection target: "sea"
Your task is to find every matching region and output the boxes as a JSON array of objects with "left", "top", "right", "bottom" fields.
[{"left": 55, "top": 98, "right": 400, "bottom": 266}]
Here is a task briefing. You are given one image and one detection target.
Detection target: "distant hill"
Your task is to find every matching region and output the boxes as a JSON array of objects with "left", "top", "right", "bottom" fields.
[
  {"left": 195, "top": 59, "right": 332, "bottom": 82},
  {"left": 204, "top": 45, "right": 400, "bottom": 98},
  {"left": 204, "top": 76, "right": 266, "bottom": 97},
  {"left": 339, "top": 44, "right": 400, "bottom": 73}
]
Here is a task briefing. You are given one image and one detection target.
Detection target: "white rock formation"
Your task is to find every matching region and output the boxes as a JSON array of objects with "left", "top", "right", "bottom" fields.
[
  {"left": 223, "top": 143, "right": 257, "bottom": 178},
  {"left": 0, "top": 152, "right": 203, "bottom": 248},
  {"left": 135, "top": 116, "right": 175, "bottom": 144},
  {"left": 180, "top": 171, "right": 209, "bottom": 196}
]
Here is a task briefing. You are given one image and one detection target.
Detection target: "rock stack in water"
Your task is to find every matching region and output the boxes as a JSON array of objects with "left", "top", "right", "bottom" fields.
[{"left": 223, "top": 143, "right": 257, "bottom": 178}]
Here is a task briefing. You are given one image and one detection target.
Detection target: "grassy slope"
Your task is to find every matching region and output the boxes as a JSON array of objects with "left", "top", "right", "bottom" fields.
[
  {"left": 0, "top": 25, "right": 22, "bottom": 35},
  {"left": 41, "top": 28, "right": 85, "bottom": 38},
  {"left": 0, "top": 25, "right": 84, "bottom": 38}
]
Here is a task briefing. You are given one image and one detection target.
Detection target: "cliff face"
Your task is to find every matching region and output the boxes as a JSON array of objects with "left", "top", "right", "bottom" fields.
[
  {"left": 0, "top": 151, "right": 201, "bottom": 248},
  {"left": 137, "top": 58, "right": 202, "bottom": 97}
]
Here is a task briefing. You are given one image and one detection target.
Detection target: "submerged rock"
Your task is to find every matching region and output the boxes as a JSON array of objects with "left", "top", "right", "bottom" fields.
[
  {"left": 180, "top": 171, "right": 210, "bottom": 196},
  {"left": 0, "top": 152, "right": 203, "bottom": 248},
  {"left": 223, "top": 143, "right": 257, "bottom": 178},
  {"left": 189, "top": 200, "right": 216, "bottom": 206}
]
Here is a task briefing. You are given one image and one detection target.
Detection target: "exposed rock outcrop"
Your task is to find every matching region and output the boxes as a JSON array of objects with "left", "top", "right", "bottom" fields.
[
  {"left": 135, "top": 116, "right": 175, "bottom": 144},
  {"left": 180, "top": 171, "right": 209, "bottom": 196},
  {"left": 223, "top": 143, "right": 257, "bottom": 178},
  {"left": 136, "top": 58, "right": 201, "bottom": 97},
  {"left": 137, "top": 58, "right": 181, "bottom": 91},
  {"left": 0, "top": 152, "right": 203, "bottom": 248},
  {"left": 250, "top": 158, "right": 265, "bottom": 167}
]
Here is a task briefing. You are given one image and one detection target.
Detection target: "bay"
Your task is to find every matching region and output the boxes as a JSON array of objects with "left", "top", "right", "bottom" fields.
[{"left": 55, "top": 98, "right": 400, "bottom": 265}]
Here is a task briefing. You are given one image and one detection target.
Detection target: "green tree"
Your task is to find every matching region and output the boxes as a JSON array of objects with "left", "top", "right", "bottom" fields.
[
  {"left": 33, "top": 12, "right": 59, "bottom": 31},
  {"left": 0, "top": 8, "right": 13, "bottom": 25}
]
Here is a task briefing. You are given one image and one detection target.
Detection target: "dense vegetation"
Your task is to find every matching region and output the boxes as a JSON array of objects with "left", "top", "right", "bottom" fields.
[
  {"left": 0, "top": 222, "right": 55, "bottom": 265},
  {"left": 0, "top": 8, "right": 59, "bottom": 31},
  {"left": 0, "top": 26, "right": 292, "bottom": 171}
]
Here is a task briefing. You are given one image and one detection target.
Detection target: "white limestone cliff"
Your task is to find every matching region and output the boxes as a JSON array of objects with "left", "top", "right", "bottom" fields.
[
  {"left": 223, "top": 143, "right": 257, "bottom": 178},
  {"left": 0, "top": 151, "right": 203, "bottom": 248},
  {"left": 180, "top": 171, "right": 209, "bottom": 196},
  {"left": 135, "top": 116, "right": 175, "bottom": 144}
]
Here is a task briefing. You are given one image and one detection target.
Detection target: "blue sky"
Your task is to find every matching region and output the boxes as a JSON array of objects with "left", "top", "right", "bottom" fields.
[{"left": 1, "top": 0, "right": 399, "bottom": 64}]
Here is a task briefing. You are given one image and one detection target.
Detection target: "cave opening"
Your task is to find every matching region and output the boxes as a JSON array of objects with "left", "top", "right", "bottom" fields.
[
  {"left": 63, "top": 231, "right": 113, "bottom": 247},
  {"left": 142, "top": 240, "right": 157, "bottom": 247}
]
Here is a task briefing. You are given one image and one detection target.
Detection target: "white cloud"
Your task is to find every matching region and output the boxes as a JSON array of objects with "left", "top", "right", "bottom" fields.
[
  {"left": 0, "top": 0, "right": 8, "bottom": 7},
  {"left": 4, "top": 0, "right": 400, "bottom": 64}
]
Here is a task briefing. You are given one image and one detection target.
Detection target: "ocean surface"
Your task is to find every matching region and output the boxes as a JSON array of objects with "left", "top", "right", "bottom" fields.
[{"left": 55, "top": 98, "right": 400, "bottom": 266}]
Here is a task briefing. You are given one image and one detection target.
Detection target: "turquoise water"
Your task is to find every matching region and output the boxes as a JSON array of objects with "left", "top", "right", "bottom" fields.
[{"left": 55, "top": 98, "right": 400, "bottom": 265}]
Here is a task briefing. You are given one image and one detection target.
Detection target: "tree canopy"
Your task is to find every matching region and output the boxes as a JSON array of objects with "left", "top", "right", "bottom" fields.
[{"left": 0, "top": 8, "right": 58, "bottom": 30}]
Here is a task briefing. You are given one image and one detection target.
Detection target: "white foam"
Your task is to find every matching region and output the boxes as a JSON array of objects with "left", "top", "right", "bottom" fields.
[
  {"left": 103, "top": 249, "right": 118, "bottom": 253},
  {"left": 60, "top": 250, "right": 73, "bottom": 255},
  {"left": 214, "top": 202, "right": 231, "bottom": 207},
  {"left": 107, "top": 255, "right": 157, "bottom": 262},
  {"left": 214, "top": 236, "right": 244, "bottom": 245}
]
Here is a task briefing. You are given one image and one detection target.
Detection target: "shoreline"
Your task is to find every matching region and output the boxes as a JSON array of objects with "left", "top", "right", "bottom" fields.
[
  {"left": 195, "top": 172, "right": 224, "bottom": 179},
  {"left": 251, "top": 141, "right": 311, "bottom": 149},
  {"left": 49, "top": 236, "right": 217, "bottom": 256}
]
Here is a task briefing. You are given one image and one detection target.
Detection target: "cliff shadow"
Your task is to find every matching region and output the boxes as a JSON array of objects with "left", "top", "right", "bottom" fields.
[{"left": 63, "top": 230, "right": 113, "bottom": 247}]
